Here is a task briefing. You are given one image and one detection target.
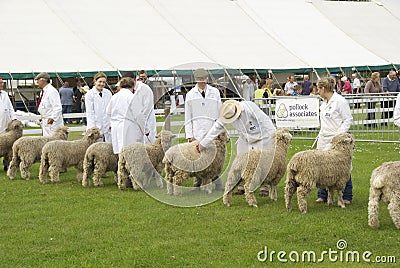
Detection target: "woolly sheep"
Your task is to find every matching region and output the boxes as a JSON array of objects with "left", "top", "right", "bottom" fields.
[
  {"left": 223, "top": 128, "right": 292, "bottom": 207},
  {"left": 82, "top": 142, "right": 118, "bottom": 187},
  {"left": 39, "top": 127, "right": 103, "bottom": 184},
  {"left": 368, "top": 161, "right": 400, "bottom": 229},
  {"left": 285, "top": 133, "right": 354, "bottom": 214},
  {"left": 163, "top": 131, "right": 228, "bottom": 196},
  {"left": 117, "top": 130, "right": 175, "bottom": 190},
  {"left": 0, "top": 120, "right": 24, "bottom": 170},
  {"left": 7, "top": 126, "right": 68, "bottom": 180}
]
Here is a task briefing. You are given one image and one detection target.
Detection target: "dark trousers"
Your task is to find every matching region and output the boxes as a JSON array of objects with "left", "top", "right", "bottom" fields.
[
  {"left": 62, "top": 105, "right": 72, "bottom": 124},
  {"left": 318, "top": 177, "right": 353, "bottom": 202}
]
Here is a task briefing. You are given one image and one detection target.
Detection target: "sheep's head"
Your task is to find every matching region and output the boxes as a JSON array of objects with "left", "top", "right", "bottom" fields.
[
  {"left": 331, "top": 133, "right": 354, "bottom": 150},
  {"left": 53, "top": 126, "right": 69, "bottom": 140},
  {"left": 215, "top": 130, "right": 229, "bottom": 144},
  {"left": 275, "top": 128, "right": 292, "bottom": 146},
  {"left": 84, "top": 127, "right": 103, "bottom": 142},
  {"left": 156, "top": 130, "right": 176, "bottom": 150},
  {"left": 6, "top": 120, "right": 24, "bottom": 132}
]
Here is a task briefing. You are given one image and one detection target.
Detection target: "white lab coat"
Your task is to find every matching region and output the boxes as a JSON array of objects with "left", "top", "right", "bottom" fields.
[
  {"left": 200, "top": 101, "right": 276, "bottom": 154},
  {"left": 0, "top": 90, "right": 17, "bottom": 134},
  {"left": 37, "top": 83, "right": 63, "bottom": 136},
  {"left": 135, "top": 81, "right": 156, "bottom": 143},
  {"left": 185, "top": 85, "right": 222, "bottom": 141},
  {"left": 243, "top": 81, "right": 255, "bottom": 101},
  {"left": 85, "top": 87, "right": 112, "bottom": 142},
  {"left": 317, "top": 92, "right": 353, "bottom": 151},
  {"left": 393, "top": 93, "right": 400, "bottom": 127},
  {"left": 106, "top": 88, "right": 145, "bottom": 154}
]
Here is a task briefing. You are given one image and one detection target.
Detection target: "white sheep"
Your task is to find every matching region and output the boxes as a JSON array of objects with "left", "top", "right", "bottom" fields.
[
  {"left": 0, "top": 120, "right": 24, "bottom": 171},
  {"left": 38, "top": 127, "right": 103, "bottom": 184},
  {"left": 81, "top": 142, "right": 118, "bottom": 187},
  {"left": 285, "top": 133, "right": 354, "bottom": 214},
  {"left": 7, "top": 126, "right": 69, "bottom": 180},
  {"left": 368, "top": 161, "right": 400, "bottom": 229},
  {"left": 117, "top": 130, "right": 174, "bottom": 190},
  {"left": 223, "top": 128, "right": 292, "bottom": 207},
  {"left": 162, "top": 131, "right": 228, "bottom": 196}
]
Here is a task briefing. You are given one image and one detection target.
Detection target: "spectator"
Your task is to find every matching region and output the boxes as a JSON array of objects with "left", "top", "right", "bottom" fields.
[
  {"left": 80, "top": 86, "right": 89, "bottom": 125},
  {"left": 242, "top": 76, "right": 256, "bottom": 101},
  {"left": 59, "top": 81, "right": 74, "bottom": 124},
  {"left": 284, "top": 75, "right": 297, "bottom": 95},
  {"left": 381, "top": 70, "right": 400, "bottom": 124},
  {"left": 262, "top": 79, "right": 274, "bottom": 98},
  {"left": 301, "top": 75, "right": 311, "bottom": 95},
  {"left": 137, "top": 70, "right": 153, "bottom": 89},
  {"left": 254, "top": 79, "right": 266, "bottom": 107},
  {"left": 73, "top": 79, "right": 84, "bottom": 123},
  {"left": 341, "top": 76, "right": 352, "bottom": 94},
  {"left": 335, "top": 76, "right": 342, "bottom": 94},
  {"left": 292, "top": 84, "right": 302, "bottom": 96},
  {"left": 352, "top": 73, "right": 361, "bottom": 94},
  {"left": 0, "top": 77, "right": 16, "bottom": 134},
  {"left": 364, "top": 72, "right": 382, "bottom": 128},
  {"left": 35, "top": 72, "right": 63, "bottom": 136},
  {"left": 85, "top": 72, "right": 112, "bottom": 142},
  {"left": 309, "top": 84, "right": 318, "bottom": 96}
]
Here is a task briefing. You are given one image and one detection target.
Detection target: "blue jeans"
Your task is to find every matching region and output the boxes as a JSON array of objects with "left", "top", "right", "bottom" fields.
[
  {"left": 62, "top": 105, "right": 72, "bottom": 124},
  {"left": 317, "top": 177, "right": 352, "bottom": 202}
]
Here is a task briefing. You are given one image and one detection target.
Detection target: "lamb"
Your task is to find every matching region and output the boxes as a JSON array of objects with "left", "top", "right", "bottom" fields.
[
  {"left": 162, "top": 131, "right": 228, "bottom": 196},
  {"left": 39, "top": 127, "right": 103, "bottom": 184},
  {"left": 368, "top": 161, "right": 400, "bottom": 229},
  {"left": 7, "top": 126, "right": 69, "bottom": 180},
  {"left": 223, "top": 128, "right": 292, "bottom": 207},
  {"left": 117, "top": 130, "right": 175, "bottom": 190},
  {"left": 81, "top": 142, "right": 118, "bottom": 187},
  {"left": 285, "top": 133, "right": 354, "bottom": 214},
  {"left": 0, "top": 120, "right": 24, "bottom": 171}
]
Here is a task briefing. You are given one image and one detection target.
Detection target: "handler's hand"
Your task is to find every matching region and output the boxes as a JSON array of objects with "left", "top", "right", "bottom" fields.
[
  {"left": 47, "top": 118, "right": 54, "bottom": 125},
  {"left": 188, "top": 137, "right": 195, "bottom": 143},
  {"left": 196, "top": 143, "right": 205, "bottom": 153}
]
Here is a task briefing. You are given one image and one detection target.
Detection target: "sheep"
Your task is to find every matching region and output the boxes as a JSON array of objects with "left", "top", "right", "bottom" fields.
[
  {"left": 223, "top": 128, "right": 292, "bottom": 207},
  {"left": 162, "top": 131, "right": 228, "bottom": 196},
  {"left": 7, "top": 126, "right": 69, "bottom": 180},
  {"left": 81, "top": 142, "right": 118, "bottom": 187},
  {"left": 117, "top": 130, "right": 175, "bottom": 190},
  {"left": 38, "top": 127, "right": 103, "bottom": 184},
  {"left": 368, "top": 161, "right": 400, "bottom": 229},
  {"left": 285, "top": 133, "right": 354, "bottom": 214},
  {"left": 0, "top": 120, "right": 24, "bottom": 171}
]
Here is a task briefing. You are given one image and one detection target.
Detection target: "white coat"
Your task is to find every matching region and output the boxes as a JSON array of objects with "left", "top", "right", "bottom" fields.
[
  {"left": 317, "top": 92, "right": 353, "bottom": 151},
  {"left": 135, "top": 81, "right": 156, "bottom": 143},
  {"left": 37, "top": 83, "right": 63, "bottom": 136},
  {"left": 200, "top": 101, "right": 276, "bottom": 154},
  {"left": 85, "top": 87, "right": 112, "bottom": 142},
  {"left": 0, "top": 90, "right": 16, "bottom": 134},
  {"left": 394, "top": 93, "right": 400, "bottom": 127},
  {"left": 106, "top": 88, "right": 145, "bottom": 154},
  {"left": 185, "top": 85, "right": 222, "bottom": 141}
]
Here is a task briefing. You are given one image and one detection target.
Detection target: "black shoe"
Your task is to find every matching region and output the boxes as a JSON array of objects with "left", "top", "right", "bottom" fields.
[{"left": 233, "top": 189, "right": 245, "bottom": 195}]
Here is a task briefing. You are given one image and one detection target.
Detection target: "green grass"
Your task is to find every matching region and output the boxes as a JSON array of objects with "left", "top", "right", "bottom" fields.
[{"left": 1, "top": 134, "right": 399, "bottom": 267}]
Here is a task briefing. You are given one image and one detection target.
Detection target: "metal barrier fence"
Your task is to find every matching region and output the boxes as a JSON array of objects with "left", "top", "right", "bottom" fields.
[{"left": 254, "top": 94, "right": 400, "bottom": 143}]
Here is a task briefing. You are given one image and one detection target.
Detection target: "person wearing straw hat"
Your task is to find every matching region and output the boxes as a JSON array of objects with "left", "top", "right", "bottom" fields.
[
  {"left": 35, "top": 72, "right": 64, "bottom": 137},
  {"left": 185, "top": 68, "right": 223, "bottom": 190},
  {"left": 0, "top": 77, "right": 17, "bottom": 134},
  {"left": 198, "top": 99, "right": 276, "bottom": 195}
]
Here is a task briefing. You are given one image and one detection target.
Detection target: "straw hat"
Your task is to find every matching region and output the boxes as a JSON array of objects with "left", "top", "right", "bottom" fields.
[{"left": 219, "top": 100, "right": 242, "bottom": 124}]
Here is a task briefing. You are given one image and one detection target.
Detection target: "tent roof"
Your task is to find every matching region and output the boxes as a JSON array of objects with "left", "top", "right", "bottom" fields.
[{"left": 1, "top": 0, "right": 399, "bottom": 78}]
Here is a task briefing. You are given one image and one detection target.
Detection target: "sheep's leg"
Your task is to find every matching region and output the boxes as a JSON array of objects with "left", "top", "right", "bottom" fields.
[
  {"left": 244, "top": 179, "right": 258, "bottom": 208},
  {"left": 337, "top": 189, "right": 345, "bottom": 208},
  {"left": 285, "top": 178, "right": 297, "bottom": 212},
  {"left": 368, "top": 187, "right": 381, "bottom": 228},
  {"left": 76, "top": 168, "right": 83, "bottom": 182},
  {"left": 117, "top": 156, "right": 129, "bottom": 190},
  {"left": 7, "top": 156, "right": 20, "bottom": 180},
  {"left": 388, "top": 197, "right": 400, "bottom": 229},
  {"left": 20, "top": 160, "right": 33, "bottom": 180},
  {"left": 327, "top": 187, "right": 334, "bottom": 206},
  {"left": 297, "top": 185, "right": 312, "bottom": 214},
  {"left": 38, "top": 157, "right": 49, "bottom": 184},
  {"left": 201, "top": 178, "right": 212, "bottom": 194},
  {"left": 93, "top": 164, "right": 106, "bottom": 187},
  {"left": 269, "top": 185, "right": 277, "bottom": 201},
  {"left": 142, "top": 169, "right": 152, "bottom": 189},
  {"left": 173, "top": 170, "right": 188, "bottom": 196},
  {"left": 164, "top": 164, "right": 174, "bottom": 195},
  {"left": 49, "top": 164, "right": 60, "bottom": 183},
  {"left": 223, "top": 172, "right": 239, "bottom": 207},
  {"left": 82, "top": 165, "right": 92, "bottom": 187}
]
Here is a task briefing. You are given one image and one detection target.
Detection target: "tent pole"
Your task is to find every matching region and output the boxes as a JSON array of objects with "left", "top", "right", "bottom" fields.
[
  {"left": 312, "top": 68, "right": 320, "bottom": 80},
  {"left": 10, "top": 72, "right": 29, "bottom": 112},
  {"left": 223, "top": 67, "right": 242, "bottom": 99},
  {"left": 77, "top": 71, "right": 89, "bottom": 87},
  {"left": 270, "top": 70, "right": 282, "bottom": 89}
]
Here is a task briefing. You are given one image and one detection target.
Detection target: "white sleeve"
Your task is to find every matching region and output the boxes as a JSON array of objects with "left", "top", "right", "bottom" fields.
[
  {"left": 394, "top": 94, "right": 400, "bottom": 127},
  {"left": 85, "top": 91, "right": 96, "bottom": 128},
  {"left": 338, "top": 99, "right": 353, "bottom": 133},
  {"left": 199, "top": 120, "right": 225, "bottom": 148}
]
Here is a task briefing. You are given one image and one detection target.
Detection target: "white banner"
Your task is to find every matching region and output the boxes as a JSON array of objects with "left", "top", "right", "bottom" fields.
[{"left": 275, "top": 97, "right": 320, "bottom": 128}]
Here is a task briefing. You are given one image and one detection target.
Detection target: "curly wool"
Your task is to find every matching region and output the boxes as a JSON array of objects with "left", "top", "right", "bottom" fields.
[
  {"left": 223, "top": 128, "right": 292, "bottom": 207},
  {"left": 39, "top": 127, "right": 103, "bottom": 184},
  {"left": 368, "top": 161, "right": 400, "bottom": 229},
  {"left": 285, "top": 133, "right": 354, "bottom": 213},
  {"left": 82, "top": 142, "right": 118, "bottom": 187},
  {"left": 7, "top": 126, "right": 68, "bottom": 180},
  {"left": 0, "top": 120, "right": 24, "bottom": 169},
  {"left": 163, "top": 131, "right": 228, "bottom": 195},
  {"left": 117, "top": 130, "right": 174, "bottom": 190}
]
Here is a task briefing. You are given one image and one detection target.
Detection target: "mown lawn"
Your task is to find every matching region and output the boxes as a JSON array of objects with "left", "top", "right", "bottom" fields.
[{"left": 0, "top": 129, "right": 399, "bottom": 267}]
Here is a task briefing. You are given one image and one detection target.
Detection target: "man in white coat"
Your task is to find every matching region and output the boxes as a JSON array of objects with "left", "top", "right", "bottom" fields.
[
  {"left": 106, "top": 77, "right": 145, "bottom": 154},
  {"left": 85, "top": 72, "right": 112, "bottom": 142},
  {"left": 135, "top": 76, "right": 156, "bottom": 144},
  {"left": 0, "top": 77, "right": 17, "bottom": 134},
  {"left": 35, "top": 72, "right": 63, "bottom": 137},
  {"left": 185, "top": 68, "right": 223, "bottom": 190},
  {"left": 198, "top": 100, "right": 276, "bottom": 195}
]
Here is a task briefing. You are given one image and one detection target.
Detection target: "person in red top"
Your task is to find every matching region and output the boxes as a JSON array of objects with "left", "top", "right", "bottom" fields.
[{"left": 341, "top": 76, "right": 352, "bottom": 94}]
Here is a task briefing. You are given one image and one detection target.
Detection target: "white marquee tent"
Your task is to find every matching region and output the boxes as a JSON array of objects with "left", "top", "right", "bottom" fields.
[{"left": 1, "top": 0, "right": 399, "bottom": 78}]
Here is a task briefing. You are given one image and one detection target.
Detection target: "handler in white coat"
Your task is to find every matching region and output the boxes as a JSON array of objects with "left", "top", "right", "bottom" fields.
[
  {"left": 35, "top": 72, "right": 63, "bottom": 136},
  {"left": 85, "top": 72, "right": 112, "bottom": 142},
  {"left": 135, "top": 79, "right": 156, "bottom": 144},
  {"left": 106, "top": 77, "right": 145, "bottom": 154},
  {"left": 0, "top": 77, "right": 17, "bottom": 134}
]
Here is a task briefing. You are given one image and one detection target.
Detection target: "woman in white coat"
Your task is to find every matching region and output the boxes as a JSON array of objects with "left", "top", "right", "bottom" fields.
[
  {"left": 85, "top": 72, "right": 112, "bottom": 142},
  {"left": 106, "top": 77, "right": 145, "bottom": 154},
  {"left": 134, "top": 79, "right": 156, "bottom": 144},
  {"left": 0, "top": 77, "right": 17, "bottom": 134}
]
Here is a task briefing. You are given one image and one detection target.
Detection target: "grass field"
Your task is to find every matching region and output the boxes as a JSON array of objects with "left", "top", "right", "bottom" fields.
[{"left": 1, "top": 130, "right": 399, "bottom": 267}]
